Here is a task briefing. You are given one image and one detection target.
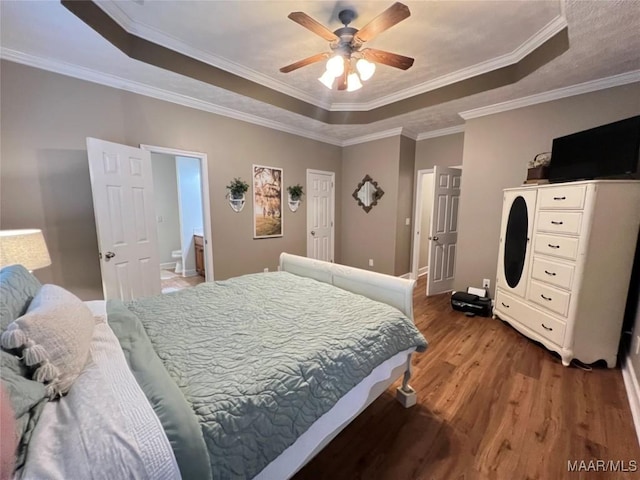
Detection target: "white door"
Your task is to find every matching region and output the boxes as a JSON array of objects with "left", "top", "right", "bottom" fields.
[
  {"left": 306, "top": 170, "right": 335, "bottom": 262},
  {"left": 426, "top": 166, "right": 462, "bottom": 296},
  {"left": 87, "top": 138, "right": 161, "bottom": 300}
]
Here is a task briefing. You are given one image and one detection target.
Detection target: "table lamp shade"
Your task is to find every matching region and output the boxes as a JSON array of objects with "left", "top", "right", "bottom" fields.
[{"left": 0, "top": 229, "right": 52, "bottom": 271}]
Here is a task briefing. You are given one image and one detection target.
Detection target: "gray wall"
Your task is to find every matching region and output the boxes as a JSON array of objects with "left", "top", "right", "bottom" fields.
[
  {"left": 341, "top": 136, "right": 401, "bottom": 274},
  {"left": 455, "top": 82, "right": 640, "bottom": 297},
  {"left": 151, "top": 153, "right": 181, "bottom": 265},
  {"left": 415, "top": 132, "right": 465, "bottom": 172},
  {"left": 395, "top": 136, "right": 415, "bottom": 276},
  {"left": 0, "top": 61, "right": 342, "bottom": 299},
  {"left": 340, "top": 135, "right": 415, "bottom": 276}
]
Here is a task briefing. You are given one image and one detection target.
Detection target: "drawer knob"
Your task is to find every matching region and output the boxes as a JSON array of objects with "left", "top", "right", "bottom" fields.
[
  {"left": 501, "top": 302, "right": 510, "bottom": 308},
  {"left": 547, "top": 244, "right": 560, "bottom": 249},
  {"left": 553, "top": 196, "right": 566, "bottom": 200},
  {"left": 550, "top": 220, "right": 564, "bottom": 225},
  {"left": 540, "top": 294, "right": 552, "bottom": 301},
  {"left": 541, "top": 323, "right": 553, "bottom": 331},
  {"left": 544, "top": 270, "right": 557, "bottom": 276}
]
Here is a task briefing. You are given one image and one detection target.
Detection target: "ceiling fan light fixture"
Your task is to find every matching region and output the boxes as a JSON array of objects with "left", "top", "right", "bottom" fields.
[
  {"left": 356, "top": 58, "right": 376, "bottom": 81},
  {"left": 281, "top": 3, "right": 413, "bottom": 92},
  {"left": 326, "top": 55, "right": 345, "bottom": 77},
  {"left": 318, "top": 70, "right": 336, "bottom": 89},
  {"left": 346, "top": 72, "right": 363, "bottom": 92}
]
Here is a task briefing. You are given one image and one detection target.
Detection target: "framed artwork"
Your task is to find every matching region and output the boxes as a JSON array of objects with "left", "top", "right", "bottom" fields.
[{"left": 253, "top": 164, "right": 283, "bottom": 238}]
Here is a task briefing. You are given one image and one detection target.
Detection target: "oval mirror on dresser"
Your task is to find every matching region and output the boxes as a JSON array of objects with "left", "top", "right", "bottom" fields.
[{"left": 504, "top": 195, "right": 529, "bottom": 288}]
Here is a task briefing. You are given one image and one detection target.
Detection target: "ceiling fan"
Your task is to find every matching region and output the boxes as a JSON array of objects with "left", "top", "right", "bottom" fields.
[{"left": 280, "top": 2, "right": 415, "bottom": 91}]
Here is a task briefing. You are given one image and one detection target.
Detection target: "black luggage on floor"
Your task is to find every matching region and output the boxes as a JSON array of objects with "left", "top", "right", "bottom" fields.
[{"left": 451, "top": 291, "right": 492, "bottom": 317}]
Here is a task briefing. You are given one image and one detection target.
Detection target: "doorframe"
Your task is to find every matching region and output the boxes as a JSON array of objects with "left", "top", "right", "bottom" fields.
[
  {"left": 306, "top": 169, "right": 335, "bottom": 262},
  {"left": 410, "top": 169, "right": 433, "bottom": 280},
  {"left": 140, "top": 144, "right": 214, "bottom": 281}
]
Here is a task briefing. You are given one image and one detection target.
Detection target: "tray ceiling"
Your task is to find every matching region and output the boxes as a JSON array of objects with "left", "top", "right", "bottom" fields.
[{"left": 1, "top": 1, "right": 638, "bottom": 144}]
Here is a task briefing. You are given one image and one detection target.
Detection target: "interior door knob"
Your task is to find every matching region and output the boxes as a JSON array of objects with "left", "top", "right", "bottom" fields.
[
  {"left": 429, "top": 236, "right": 439, "bottom": 241},
  {"left": 104, "top": 251, "right": 116, "bottom": 261},
  {"left": 310, "top": 231, "right": 316, "bottom": 236}
]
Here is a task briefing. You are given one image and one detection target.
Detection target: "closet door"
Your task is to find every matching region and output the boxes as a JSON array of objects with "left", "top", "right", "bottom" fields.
[{"left": 496, "top": 189, "right": 537, "bottom": 298}]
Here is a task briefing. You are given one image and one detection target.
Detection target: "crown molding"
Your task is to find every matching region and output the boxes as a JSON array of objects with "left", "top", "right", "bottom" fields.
[
  {"left": 97, "top": 1, "right": 568, "bottom": 114},
  {"left": 330, "top": 14, "right": 568, "bottom": 112},
  {"left": 96, "top": 1, "right": 332, "bottom": 110},
  {"left": 459, "top": 70, "right": 640, "bottom": 120},
  {"left": 341, "top": 128, "right": 404, "bottom": 147},
  {"left": 416, "top": 125, "right": 465, "bottom": 141},
  {"left": 401, "top": 128, "right": 419, "bottom": 141},
  {"left": 0, "top": 49, "right": 343, "bottom": 146}
]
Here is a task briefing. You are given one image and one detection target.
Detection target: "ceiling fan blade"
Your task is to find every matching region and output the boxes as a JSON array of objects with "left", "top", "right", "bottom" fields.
[
  {"left": 354, "top": 2, "right": 411, "bottom": 43},
  {"left": 288, "top": 12, "right": 339, "bottom": 42},
  {"left": 280, "top": 52, "right": 330, "bottom": 73},
  {"left": 361, "top": 48, "right": 414, "bottom": 70}
]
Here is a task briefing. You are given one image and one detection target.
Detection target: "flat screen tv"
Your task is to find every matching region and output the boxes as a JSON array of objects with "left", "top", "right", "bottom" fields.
[{"left": 548, "top": 115, "right": 640, "bottom": 183}]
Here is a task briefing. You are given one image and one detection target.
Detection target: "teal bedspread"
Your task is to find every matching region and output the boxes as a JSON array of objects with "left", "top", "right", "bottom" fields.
[
  {"left": 107, "top": 300, "right": 213, "bottom": 480},
  {"left": 123, "top": 271, "right": 427, "bottom": 479}
]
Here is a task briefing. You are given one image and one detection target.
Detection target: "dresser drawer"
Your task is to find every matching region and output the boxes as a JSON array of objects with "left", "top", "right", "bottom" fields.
[
  {"left": 528, "top": 280, "right": 571, "bottom": 317},
  {"left": 495, "top": 290, "right": 566, "bottom": 345},
  {"left": 538, "top": 185, "right": 586, "bottom": 210},
  {"left": 536, "top": 211, "right": 583, "bottom": 235},
  {"left": 530, "top": 256, "right": 575, "bottom": 290},
  {"left": 534, "top": 234, "right": 579, "bottom": 260}
]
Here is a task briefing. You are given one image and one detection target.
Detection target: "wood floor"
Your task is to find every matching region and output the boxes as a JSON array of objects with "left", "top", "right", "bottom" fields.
[{"left": 294, "top": 276, "right": 639, "bottom": 480}]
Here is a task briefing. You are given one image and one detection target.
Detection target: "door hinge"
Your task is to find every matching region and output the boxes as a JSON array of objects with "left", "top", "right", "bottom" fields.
[
  {"left": 331, "top": 221, "right": 333, "bottom": 227},
  {"left": 331, "top": 182, "right": 334, "bottom": 188}
]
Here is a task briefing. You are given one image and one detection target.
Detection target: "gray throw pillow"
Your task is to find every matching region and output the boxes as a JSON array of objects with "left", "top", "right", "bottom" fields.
[
  {"left": 1, "top": 284, "right": 95, "bottom": 399},
  {"left": 0, "top": 265, "right": 42, "bottom": 334}
]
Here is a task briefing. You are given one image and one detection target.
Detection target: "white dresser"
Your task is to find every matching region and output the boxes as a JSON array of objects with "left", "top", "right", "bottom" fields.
[{"left": 493, "top": 180, "right": 640, "bottom": 367}]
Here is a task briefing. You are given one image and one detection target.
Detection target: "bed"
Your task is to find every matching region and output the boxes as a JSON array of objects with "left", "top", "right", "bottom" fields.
[{"left": 0, "top": 253, "right": 428, "bottom": 479}]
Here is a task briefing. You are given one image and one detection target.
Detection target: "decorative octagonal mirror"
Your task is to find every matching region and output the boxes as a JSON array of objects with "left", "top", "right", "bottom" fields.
[{"left": 352, "top": 175, "right": 384, "bottom": 213}]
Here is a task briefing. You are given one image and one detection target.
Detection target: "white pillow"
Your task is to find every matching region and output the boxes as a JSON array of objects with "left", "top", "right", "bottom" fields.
[{"left": 0, "top": 285, "right": 95, "bottom": 399}]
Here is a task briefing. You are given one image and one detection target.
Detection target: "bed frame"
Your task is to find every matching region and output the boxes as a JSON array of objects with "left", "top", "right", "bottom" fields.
[{"left": 279, "top": 253, "right": 415, "bottom": 321}]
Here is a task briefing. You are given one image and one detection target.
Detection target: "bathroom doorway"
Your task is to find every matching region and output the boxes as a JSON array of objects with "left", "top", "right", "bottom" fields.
[{"left": 143, "top": 145, "right": 213, "bottom": 294}]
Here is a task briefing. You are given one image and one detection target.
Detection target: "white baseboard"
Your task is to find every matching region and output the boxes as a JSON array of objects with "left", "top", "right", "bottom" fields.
[
  {"left": 399, "top": 273, "right": 411, "bottom": 279},
  {"left": 622, "top": 356, "right": 640, "bottom": 446},
  {"left": 160, "top": 262, "right": 177, "bottom": 270},
  {"left": 418, "top": 266, "right": 429, "bottom": 277},
  {"left": 182, "top": 269, "right": 198, "bottom": 277}
]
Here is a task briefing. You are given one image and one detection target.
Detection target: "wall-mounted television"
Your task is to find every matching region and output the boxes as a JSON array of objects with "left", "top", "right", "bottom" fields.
[{"left": 548, "top": 115, "right": 640, "bottom": 183}]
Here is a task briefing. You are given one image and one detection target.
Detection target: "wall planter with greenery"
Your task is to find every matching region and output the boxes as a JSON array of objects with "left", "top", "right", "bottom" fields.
[
  {"left": 226, "top": 177, "right": 249, "bottom": 213},
  {"left": 287, "top": 184, "right": 304, "bottom": 212}
]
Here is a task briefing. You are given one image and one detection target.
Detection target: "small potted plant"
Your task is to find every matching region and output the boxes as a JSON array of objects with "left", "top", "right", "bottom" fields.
[
  {"left": 226, "top": 177, "right": 249, "bottom": 212},
  {"left": 287, "top": 184, "right": 304, "bottom": 212}
]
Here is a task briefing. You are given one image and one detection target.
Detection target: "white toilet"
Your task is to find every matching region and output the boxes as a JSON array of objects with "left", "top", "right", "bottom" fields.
[{"left": 171, "top": 250, "right": 182, "bottom": 274}]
